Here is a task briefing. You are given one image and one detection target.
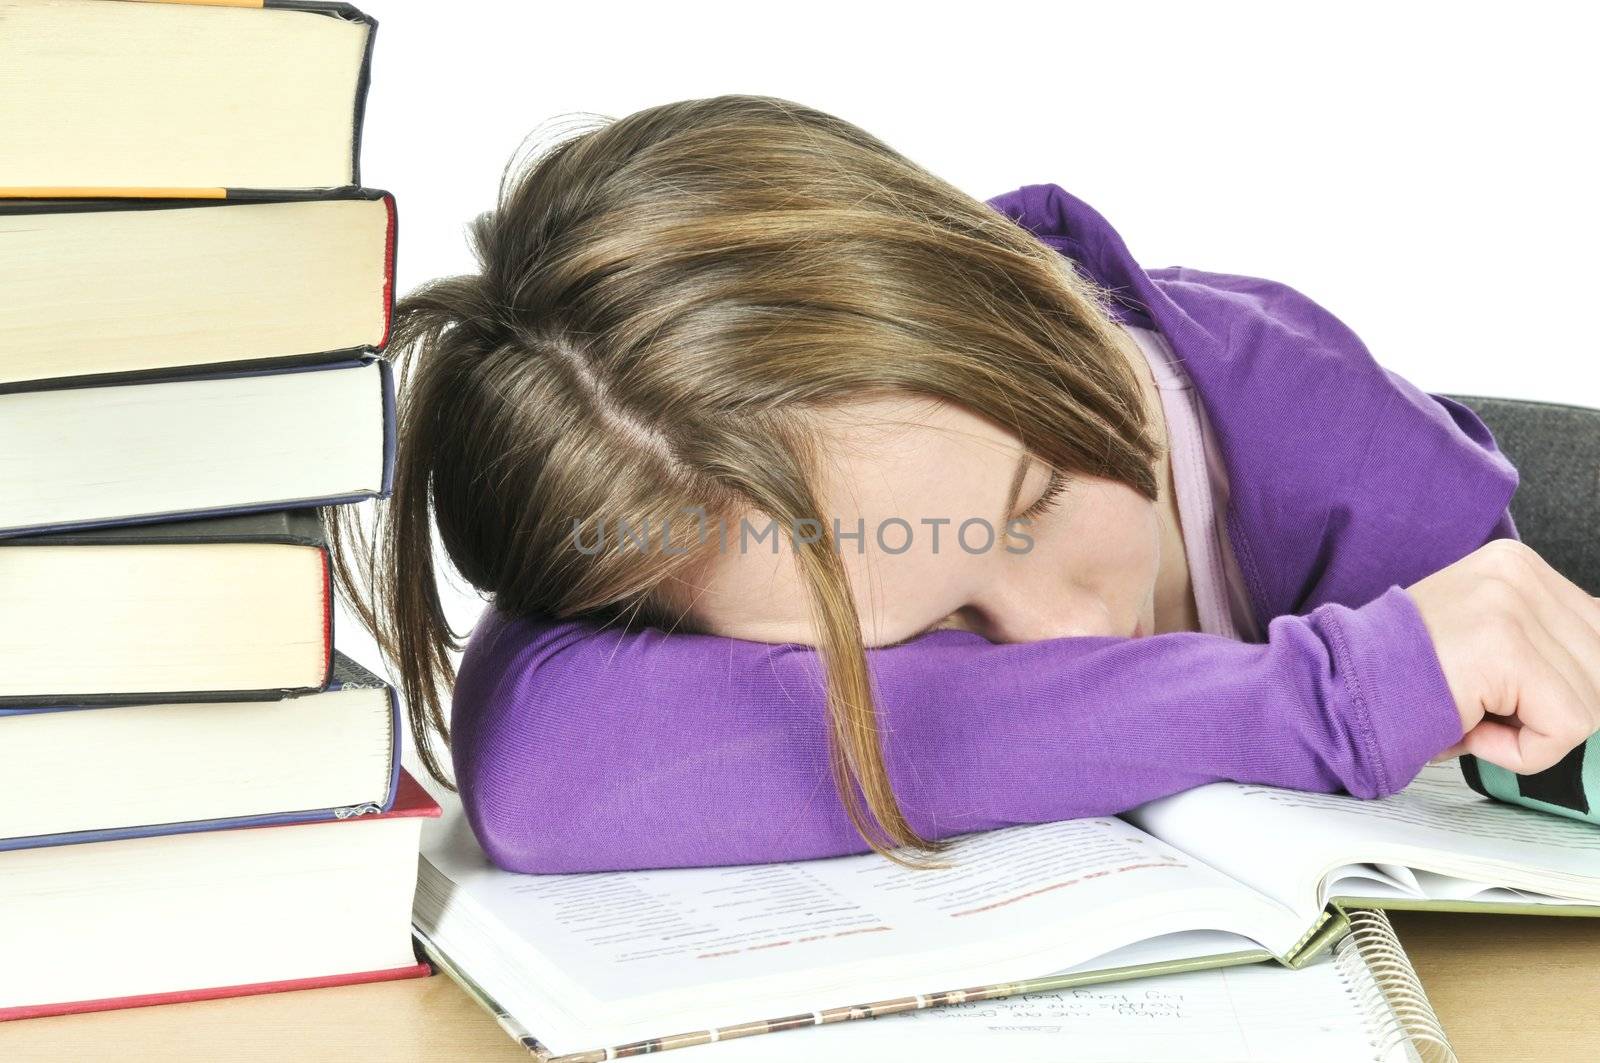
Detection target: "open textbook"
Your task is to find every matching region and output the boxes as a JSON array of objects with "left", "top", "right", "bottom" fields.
[
  {"left": 413, "top": 762, "right": 1599, "bottom": 1060},
  {"left": 415, "top": 910, "right": 1450, "bottom": 1063}
]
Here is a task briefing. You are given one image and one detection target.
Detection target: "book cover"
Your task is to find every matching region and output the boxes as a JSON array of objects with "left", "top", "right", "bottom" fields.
[
  {"left": 0, "top": 509, "right": 337, "bottom": 706},
  {"left": 0, "top": 0, "right": 379, "bottom": 194},
  {"left": 0, "top": 654, "right": 401, "bottom": 853},
  {"left": 0, "top": 771, "right": 441, "bottom": 1024},
  {"left": 0, "top": 355, "right": 396, "bottom": 541},
  {"left": 1, "top": 507, "right": 329, "bottom": 551},
  {"left": 0, "top": 188, "right": 396, "bottom": 392}
]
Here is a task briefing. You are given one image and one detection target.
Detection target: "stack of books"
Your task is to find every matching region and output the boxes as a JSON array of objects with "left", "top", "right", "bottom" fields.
[{"left": 0, "top": 0, "right": 434, "bottom": 1021}]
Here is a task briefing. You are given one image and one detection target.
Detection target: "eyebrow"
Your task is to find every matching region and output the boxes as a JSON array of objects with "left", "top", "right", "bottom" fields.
[{"left": 895, "top": 450, "right": 1031, "bottom": 645}]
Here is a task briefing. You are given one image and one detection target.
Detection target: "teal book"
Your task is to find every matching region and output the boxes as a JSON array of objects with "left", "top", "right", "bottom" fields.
[{"left": 1462, "top": 740, "right": 1600, "bottom": 827}]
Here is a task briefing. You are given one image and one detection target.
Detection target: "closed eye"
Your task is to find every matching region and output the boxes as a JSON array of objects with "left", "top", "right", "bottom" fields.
[
  {"left": 1016, "top": 468, "right": 1070, "bottom": 523},
  {"left": 896, "top": 465, "right": 1070, "bottom": 646}
]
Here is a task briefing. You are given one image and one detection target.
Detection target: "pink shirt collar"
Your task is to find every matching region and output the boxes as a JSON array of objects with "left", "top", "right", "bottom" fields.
[{"left": 1126, "top": 325, "right": 1262, "bottom": 642}]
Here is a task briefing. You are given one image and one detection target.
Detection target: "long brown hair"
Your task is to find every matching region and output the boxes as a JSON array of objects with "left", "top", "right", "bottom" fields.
[{"left": 325, "top": 94, "right": 1159, "bottom": 870}]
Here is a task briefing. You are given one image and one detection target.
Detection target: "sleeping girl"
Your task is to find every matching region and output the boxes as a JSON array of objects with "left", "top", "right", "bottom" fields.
[{"left": 326, "top": 94, "right": 1600, "bottom": 874}]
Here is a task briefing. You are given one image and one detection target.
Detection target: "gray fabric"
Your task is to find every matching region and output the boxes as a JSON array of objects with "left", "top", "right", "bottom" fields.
[{"left": 1442, "top": 394, "right": 1600, "bottom": 596}]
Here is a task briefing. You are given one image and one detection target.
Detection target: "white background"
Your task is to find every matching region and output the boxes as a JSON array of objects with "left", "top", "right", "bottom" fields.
[{"left": 340, "top": 1, "right": 1600, "bottom": 732}]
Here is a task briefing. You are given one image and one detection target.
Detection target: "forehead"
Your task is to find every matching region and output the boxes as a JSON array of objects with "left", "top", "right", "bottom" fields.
[
  {"left": 666, "top": 394, "right": 1026, "bottom": 639},
  {"left": 812, "top": 390, "right": 1011, "bottom": 473},
  {"left": 808, "top": 392, "right": 1022, "bottom": 495}
]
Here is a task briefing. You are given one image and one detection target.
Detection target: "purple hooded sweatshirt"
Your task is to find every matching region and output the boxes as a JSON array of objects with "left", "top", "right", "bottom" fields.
[{"left": 448, "top": 182, "right": 1521, "bottom": 875}]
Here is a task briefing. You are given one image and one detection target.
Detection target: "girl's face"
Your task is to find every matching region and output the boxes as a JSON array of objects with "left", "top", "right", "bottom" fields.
[{"left": 668, "top": 346, "right": 1167, "bottom": 648}]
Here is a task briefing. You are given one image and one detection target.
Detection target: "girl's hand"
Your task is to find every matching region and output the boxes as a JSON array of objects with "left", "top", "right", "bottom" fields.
[{"left": 1407, "top": 538, "right": 1600, "bottom": 774}]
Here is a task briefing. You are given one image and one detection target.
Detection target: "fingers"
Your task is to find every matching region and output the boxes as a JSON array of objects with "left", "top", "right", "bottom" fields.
[
  {"left": 1515, "top": 541, "right": 1600, "bottom": 645},
  {"left": 1482, "top": 617, "right": 1596, "bottom": 773},
  {"left": 1514, "top": 588, "right": 1600, "bottom": 733},
  {"left": 1409, "top": 541, "right": 1600, "bottom": 776},
  {"left": 1493, "top": 542, "right": 1600, "bottom": 719},
  {"left": 1467, "top": 542, "right": 1600, "bottom": 773},
  {"left": 1454, "top": 718, "right": 1531, "bottom": 768}
]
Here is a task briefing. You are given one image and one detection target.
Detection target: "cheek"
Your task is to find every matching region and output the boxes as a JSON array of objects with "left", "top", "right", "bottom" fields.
[
  {"left": 1075, "top": 492, "right": 1157, "bottom": 567},
  {"left": 1033, "top": 485, "right": 1161, "bottom": 596},
  {"left": 1141, "top": 501, "right": 1163, "bottom": 569}
]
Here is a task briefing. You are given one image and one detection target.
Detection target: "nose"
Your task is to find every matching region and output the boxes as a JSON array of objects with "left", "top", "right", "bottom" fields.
[{"left": 961, "top": 579, "right": 1129, "bottom": 643}]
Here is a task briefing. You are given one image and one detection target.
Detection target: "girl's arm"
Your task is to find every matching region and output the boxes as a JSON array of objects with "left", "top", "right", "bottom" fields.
[{"left": 450, "top": 581, "right": 1468, "bottom": 874}]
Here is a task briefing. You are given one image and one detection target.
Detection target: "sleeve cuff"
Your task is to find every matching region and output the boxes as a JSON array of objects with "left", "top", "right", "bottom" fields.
[{"left": 1321, "top": 583, "right": 1465, "bottom": 796}]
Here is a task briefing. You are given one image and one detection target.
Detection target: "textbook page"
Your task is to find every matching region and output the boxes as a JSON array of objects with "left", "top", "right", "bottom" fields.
[
  {"left": 684, "top": 951, "right": 1413, "bottom": 1063},
  {"left": 1124, "top": 762, "right": 1600, "bottom": 914},
  {"left": 415, "top": 792, "right": 1312, "bottom": 1051}
]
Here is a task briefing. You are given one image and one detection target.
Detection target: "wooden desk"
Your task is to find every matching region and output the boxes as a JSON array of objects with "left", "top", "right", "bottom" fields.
[
  {"left": 3, "top": 911, "right": 1596, "bottom": 1063},
  {"left": 1389, "top": 910, "right": 1600, "bottom": 1061}
]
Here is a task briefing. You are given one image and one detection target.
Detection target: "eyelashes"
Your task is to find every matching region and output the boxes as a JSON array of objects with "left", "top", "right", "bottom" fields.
[{"left": 1016, "top": 468, "right": 1070, "bottom": 523}]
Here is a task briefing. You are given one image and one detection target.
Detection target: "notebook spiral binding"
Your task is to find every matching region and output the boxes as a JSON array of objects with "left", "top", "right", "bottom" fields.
[{"left": 1332, "top": 908, "right": 1457, "bottom": 1063}]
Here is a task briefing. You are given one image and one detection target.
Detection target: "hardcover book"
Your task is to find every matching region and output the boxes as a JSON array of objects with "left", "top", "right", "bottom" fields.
[
  {"left": 0, "top": 190, "right": 396, "bottom": 389},
  {"left": 0, "top": 652, "right": 400, "bottom": 851},
  {"left": 0, "top": 771, "right": 440, "bottom": 1022},
  {"left": 0, "top": 508, "right": 337, "bottom": 702},
  {"left": 0, "top": 356, "right": 395, "bottom": 539},
  {"left": 0, "top": 0, "right": 377, "bottom": 193}
]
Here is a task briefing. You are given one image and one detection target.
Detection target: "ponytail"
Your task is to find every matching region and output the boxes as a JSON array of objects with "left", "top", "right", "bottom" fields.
[{"left": 324, "top": 293, "right": 480, "bottom": 790}]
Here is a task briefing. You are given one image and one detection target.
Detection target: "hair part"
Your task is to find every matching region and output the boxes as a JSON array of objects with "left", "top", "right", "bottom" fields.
[{"left": 325, "top": 94, "right": 1159, "bottom": 870}]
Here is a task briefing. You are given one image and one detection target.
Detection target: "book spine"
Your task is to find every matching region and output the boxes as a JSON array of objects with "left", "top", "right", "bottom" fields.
[
  {"left": 264, "top": 0, "right": 377, "bottom": 184},
  {"left": 1331, "top": 908, "right": 1456, "bottom": 1063},
  {"left": 376, "top": 684, "right": 403, "bottom": 815},
  {"left": 380, "top": 191, "right": 397, "bottom": 347},
  {"left": 319, "top": 545, "right": 336, "bottom": 694},
  {"left": 378, "top": 354, "right": 397, "bottom": 495}
]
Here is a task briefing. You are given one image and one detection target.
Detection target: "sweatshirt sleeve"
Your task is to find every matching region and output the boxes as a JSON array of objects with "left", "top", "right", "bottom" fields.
[{"left": 450, "top": 583, "right": 1465, "bottom": 874}]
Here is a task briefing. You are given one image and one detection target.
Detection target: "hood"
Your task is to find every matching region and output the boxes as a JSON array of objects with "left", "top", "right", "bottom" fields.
[{"left": 983, "top": 182, "right": 1518, "bottom": 624}]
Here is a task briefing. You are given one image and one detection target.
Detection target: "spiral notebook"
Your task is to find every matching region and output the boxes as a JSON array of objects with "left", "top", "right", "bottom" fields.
[{"left": 414, "top": 909, "right": 1454, "bottom": 1062}]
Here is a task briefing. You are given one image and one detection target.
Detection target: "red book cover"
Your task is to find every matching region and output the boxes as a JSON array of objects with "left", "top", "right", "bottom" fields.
[
  {"left": 379, "top": 190, "right": 397, "bottom": 348},
  {"left": 0, "top": 771, "right": 442, "bottom": 1023}
]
